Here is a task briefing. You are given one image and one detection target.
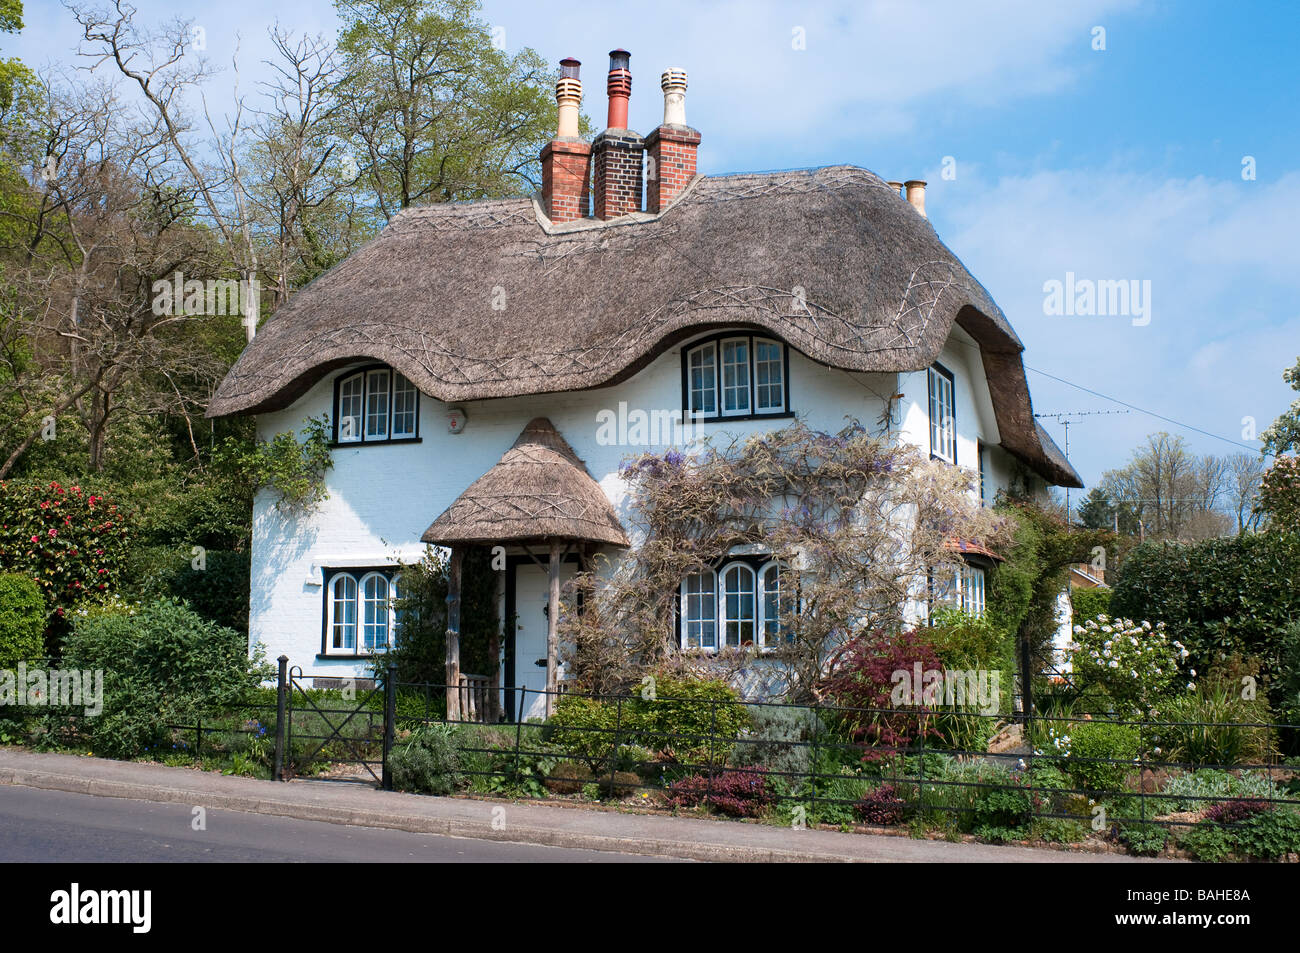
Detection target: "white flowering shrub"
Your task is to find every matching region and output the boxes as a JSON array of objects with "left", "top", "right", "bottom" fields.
[{"left": 1068, "top": 614, "right": 1191, "bottom": 716}]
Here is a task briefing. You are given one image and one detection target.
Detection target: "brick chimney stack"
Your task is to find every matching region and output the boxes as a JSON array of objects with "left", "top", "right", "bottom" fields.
[
  {"left": 540, "top": 57, "right": 591, "bottom": 223},
  {"left": 646, "top": 68, "right": 701, "bottom": 213},
  {"left": 592, "top": 49, "right": 644, "bottom": 220}
]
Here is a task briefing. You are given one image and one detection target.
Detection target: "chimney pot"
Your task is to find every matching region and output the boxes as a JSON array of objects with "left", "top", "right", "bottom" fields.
[
  {"left": 606, "top": 48, "right": 632, "bottom": 130},
  {"left": 554, "top": 57, "right": 582, "bottom": 139},
  {"left": 904, "top": 179, "right": 927, "bottom": 218},
  {"left": 887, "top": 180, "right": 904, "bottom": 196},
  {"left": 661, "top": 68, "right": 688, "bottom": 126}
]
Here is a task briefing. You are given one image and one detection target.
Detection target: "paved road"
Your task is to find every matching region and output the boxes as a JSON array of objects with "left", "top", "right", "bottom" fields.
[{"left": 0, "top": 785, "right": 678, "bottom": 863}]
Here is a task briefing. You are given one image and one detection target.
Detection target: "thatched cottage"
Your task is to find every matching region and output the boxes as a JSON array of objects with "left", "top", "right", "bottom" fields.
[{"left": 208, "top": 51, "right": 1081, "bottom": 717}]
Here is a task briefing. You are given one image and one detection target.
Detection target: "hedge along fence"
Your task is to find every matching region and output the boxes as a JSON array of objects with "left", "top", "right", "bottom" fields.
[{"left": 1110, "top": 532, "right": 1300, "bottom": 711}]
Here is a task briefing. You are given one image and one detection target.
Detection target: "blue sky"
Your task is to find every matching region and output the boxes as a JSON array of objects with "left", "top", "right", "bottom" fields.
[{"left": 12, "top": 0, "right": 1300, "bottom": 492}]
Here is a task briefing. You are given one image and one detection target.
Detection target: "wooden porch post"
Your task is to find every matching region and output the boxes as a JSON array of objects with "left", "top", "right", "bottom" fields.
[
  {"left": 546, "top": 538, "right": 561, "bottom": 717},
  {"left": 488, "top": 558, "right": 503, "bottom": 723},
  {"left": 446, "top": 545, "right": 463, "bottom": 721}
]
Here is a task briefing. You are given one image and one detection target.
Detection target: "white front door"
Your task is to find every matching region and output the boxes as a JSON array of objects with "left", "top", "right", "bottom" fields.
[{"left": 512, "top": 561, "right": 576, "bottom": 721}]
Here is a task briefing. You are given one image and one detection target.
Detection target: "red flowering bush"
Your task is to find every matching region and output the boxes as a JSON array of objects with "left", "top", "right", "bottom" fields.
[
  {"left": 818, "top": 627, "right": 944, "bottom": 761},
  {"left": 1203, "top": 799, "right": 1272, "bottom": 825},
  {"left": 667, "top": 766, "right": 772, "bottom": 817},
  {"left": 0, "top": 481, "right": 131, "bottom": 623}
]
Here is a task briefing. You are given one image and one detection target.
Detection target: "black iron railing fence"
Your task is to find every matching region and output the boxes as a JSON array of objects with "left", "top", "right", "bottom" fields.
[{"left": 12, "top": 656, "right": 1297, "bottom": 841}]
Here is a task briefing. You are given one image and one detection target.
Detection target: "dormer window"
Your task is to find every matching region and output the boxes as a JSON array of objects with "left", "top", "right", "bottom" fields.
[
  {"left": 683, "top": 333, "right": 790, "bottom": 421},
  {"left": 333, "top": 365, "right": 421, "bottom": 444}
]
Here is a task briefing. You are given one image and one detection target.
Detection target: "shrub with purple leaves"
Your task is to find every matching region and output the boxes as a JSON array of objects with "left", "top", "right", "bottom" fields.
[
  {"left": 855, "top": 782, "right": 909, "bottom": 825},
  {"left": 1203, "top": 799, "right": 1272, "bottom": 825},
  {"left": 667, "top": 766, "right": 772, "bottom": 818}
]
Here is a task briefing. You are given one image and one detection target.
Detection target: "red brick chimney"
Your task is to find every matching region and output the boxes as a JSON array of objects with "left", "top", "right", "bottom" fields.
[
  {"left": 592, "top": 49, "right": 644, "bottom": 220},
  {"left": 646, "top": 68, "right": 701, "bottom": 213},
  {"left": 540, "top": 57, "right": 590, "bottom": 223}
]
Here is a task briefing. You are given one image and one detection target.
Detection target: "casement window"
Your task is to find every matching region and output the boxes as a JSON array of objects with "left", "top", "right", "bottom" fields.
[
  {"left": 681, "top": 570, "right": 718, "bottom": 650},
  {"left": 928, "top": 363, "right": 956, "bottom": 464},
  {"left": 931, "top": 563, "right": 986, "bottom": 618},
  {"left": 684, "top": 333, "right": 789, "bottom": 421},
  {"left": 324, "top": 569, "right": 399, "bottom": 655},
  {"left": 680, "top": 559, "right": 793, "bottom": 651},
  {"left": 334, "top": 365, "right": 421, "bottom": 444}
]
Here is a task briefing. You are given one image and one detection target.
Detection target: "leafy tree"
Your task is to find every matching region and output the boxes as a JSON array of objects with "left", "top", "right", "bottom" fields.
[
  {"left": 335, "top": 0, "right": 561, "bottom": 216},
  {"left": 1261, "top": 356, "right": 1300, "bottom": 456}
]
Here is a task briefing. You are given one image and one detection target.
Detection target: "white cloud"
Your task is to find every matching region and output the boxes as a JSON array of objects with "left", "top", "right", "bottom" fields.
[{"left": 937, "top": 166, "right": 1300, "bottom": 483}]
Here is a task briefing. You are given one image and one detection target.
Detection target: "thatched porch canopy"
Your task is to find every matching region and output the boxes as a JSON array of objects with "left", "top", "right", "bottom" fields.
[{"left": 421, "top": 417, "right": 628, "bottom": 548}]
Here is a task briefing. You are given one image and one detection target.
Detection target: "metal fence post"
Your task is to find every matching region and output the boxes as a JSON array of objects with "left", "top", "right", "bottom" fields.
[
  {"left": 273, "top": 655, "right": 288, "bottom": 782},
  {"left": 382, "top": 662, "right": 397, "bottom": 791},
  {"left": 608, "top": 695, "right": 624, "bottom": 796}
]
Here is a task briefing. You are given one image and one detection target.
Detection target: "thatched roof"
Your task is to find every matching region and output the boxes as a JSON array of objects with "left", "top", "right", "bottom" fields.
[
  {"left": 421, "top": 417, "right": 629, "bottom": 546},
  {"left": 207, "top": 164, "right": 1081, "bottom": 487}
]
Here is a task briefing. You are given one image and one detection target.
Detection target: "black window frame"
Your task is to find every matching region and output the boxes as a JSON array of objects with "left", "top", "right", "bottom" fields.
[
  {"left": 331, "top": 363, "right": 423, "bottom": 447},
  {"left": 928, "top": 361, "right": 956, "bottom": 465},
  {"left": 680, "top": 331, "right": 793, "bottom": 424},
  {"left": 319, "top": 565, "right": 401, "bottom": 659}
]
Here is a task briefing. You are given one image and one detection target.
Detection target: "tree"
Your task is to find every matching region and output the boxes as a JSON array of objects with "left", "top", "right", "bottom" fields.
[
  {"left": 1260, "top": 456, "right": 1300, "bottom": 532},
  {"left": 1099, "top": 432, "right": 1233, "bottom": 542},
  {"left": 1261, "top": 356, "right": 1300, "bottom": 456},
  {"left": 1225, "top": 452, "right": 1267, "bottom": 534},
  {"left": 334, "top": 0, "right": 559, "bottom": 217}
]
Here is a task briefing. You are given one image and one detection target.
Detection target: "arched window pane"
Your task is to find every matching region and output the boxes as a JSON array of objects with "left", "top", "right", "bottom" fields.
[
  {"left": 366, "top": 370, "right": 390, "bottom": 439},
  {"left": 722, "top": 563, "right": 755, "bottom": 647},
  {"left": 331, "top": 574, "right": 357, "bottom": 650},
  {"left": 362, "top": 573, "right": 389, "bottom": 651},
  {"left": 760, "top": 562, "right": 791, "bottom": 645},
  {"left": 683, "top": 571, "right": 717, "bottom": 649}
]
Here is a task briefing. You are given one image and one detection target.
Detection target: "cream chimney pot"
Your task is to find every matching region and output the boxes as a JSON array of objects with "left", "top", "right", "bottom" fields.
[
  {"left": 555, "top": 58, "right": 582, "bottom": 139},
  {"left": 905, "top": 179, "right": 927, "bottom": 218},
  {"left": 661, "top": 68, "right": 688, "bottom": 126}
]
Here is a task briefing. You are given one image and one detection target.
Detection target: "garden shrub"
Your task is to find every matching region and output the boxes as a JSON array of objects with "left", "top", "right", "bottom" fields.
[
  {"left": 634, "top": 673, "right": 750, "bottom": 763},
  {"left": 1160, "top": 769, "right": 1281, "bottom": 813},
  {"left": 1068, "top": 615, "right": 1187, "bottom": 717},
  {"left": 819, "top": 627, "right": 944, "bottom": 760},
  {"left": 855, "top": 782, "right": 909, "bottom": 825},
  {"left": 62, "top": 598, "right": 269, "bottom": 759},
  {"left": 1110, "top": 533, "right": 1300, "bottom": 709},
  {"left": 1152, "top": 679, "right": 1274, "bottom": 767},
  {"left": 0, "top": 481, "right": 131, "bottom": 634},
  {"left": 1070, "top": 586, "right": 1111, "bottom": 625},
  {"left": 667, "top": 766, "right": 771, "bottom": 817},
  {"left": 1062, "top": 720, "right": 1140, "bottom": 794},
  {"left": 390, "top": 723, "right": 462, "bottom": 795},
  {"left": 1178, "top": 820, "right": 1237, "bottom": 862},
  {"left": 733, "top": 704, "right": 820, "bottom": 783},
  {"left": 545, "top": 761, "right": 592, "bottom": 794},
  {"left": 0, "top": 573, "right": 44, "bottom": 668},
  {"left": 1203, "top": 799, "right": 1271, "bottom": 825},
  {"left": 164, "top": 549, "right": 251, "bottom": 634},
  {"left": 1235, "top": 809, "right": 1300, "bottom": 860},
  {"left": 545, "top": 696, "right": 620, "bottom": 771},
  {"left": 1120, "top": 822, "right": 1169, "bottom": 856},
  {"left": 970, "top": 783, "right": 1034, "bottom": 842}
]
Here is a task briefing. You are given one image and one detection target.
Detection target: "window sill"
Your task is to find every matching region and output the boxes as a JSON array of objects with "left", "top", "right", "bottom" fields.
[
  {"left": 316, "top": 652, "right": 389, "bottom": 660},
  {"left": 686, "top": 410, "right": 795, "bottom": 425},
  {"left": 330, "top": 437, "right": 422, "bottom": 449}
]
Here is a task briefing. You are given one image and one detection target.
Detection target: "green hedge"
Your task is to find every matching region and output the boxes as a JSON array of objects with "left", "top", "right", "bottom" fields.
[
  {"left": 1110, "top": 533, "right": 1300, "bottom": 705},
  {"left": 1070, "top": 586, "right": 1111, "bottom": 625},
  {"left": 0, "top": 573, "right": 45, "bottom": 668}
]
